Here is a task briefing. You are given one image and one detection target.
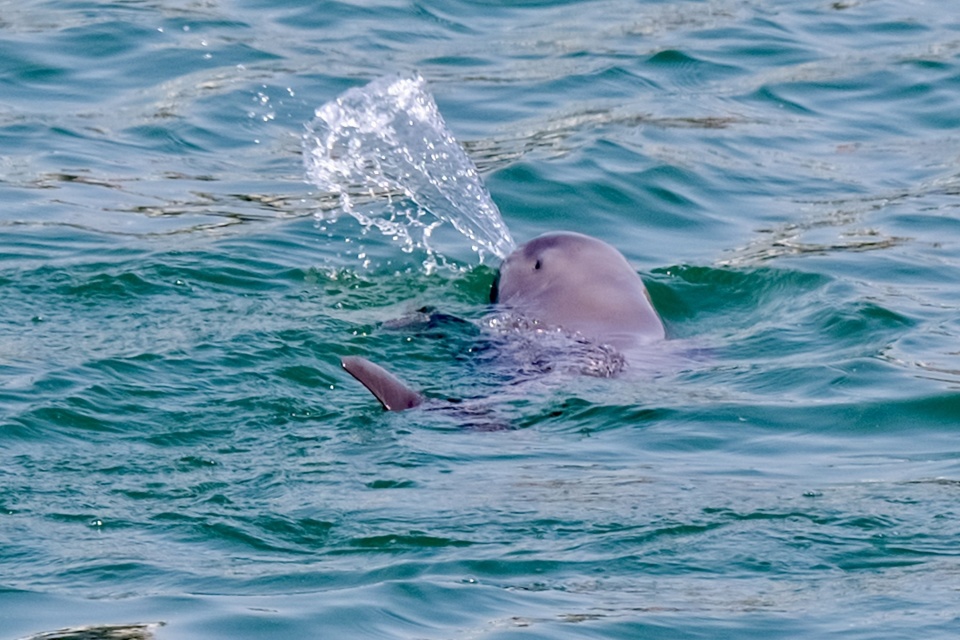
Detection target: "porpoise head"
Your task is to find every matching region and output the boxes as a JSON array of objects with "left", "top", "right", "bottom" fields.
[{"left": 491, "top": 231, "right": 665, "bottom": 349}]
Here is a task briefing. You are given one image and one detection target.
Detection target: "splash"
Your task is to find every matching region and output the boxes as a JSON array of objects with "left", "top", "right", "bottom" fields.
[{"left": 303, "top": 74, "right": 515, "bottom": 266}]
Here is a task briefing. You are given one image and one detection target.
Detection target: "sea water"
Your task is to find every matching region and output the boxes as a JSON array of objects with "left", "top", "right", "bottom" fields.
[{"left": 2, "top": 1, "right": 960, "bottom": 638}]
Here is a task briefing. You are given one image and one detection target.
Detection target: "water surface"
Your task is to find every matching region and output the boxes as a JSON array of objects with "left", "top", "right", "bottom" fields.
[{"left": 2, "top": 0, "right": 960, "bottom": 638}]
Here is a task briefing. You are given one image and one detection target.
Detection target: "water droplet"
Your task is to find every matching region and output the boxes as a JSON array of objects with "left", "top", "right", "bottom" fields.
[{"left": 301, "top": 74, "right": 515, "bottom": 262}]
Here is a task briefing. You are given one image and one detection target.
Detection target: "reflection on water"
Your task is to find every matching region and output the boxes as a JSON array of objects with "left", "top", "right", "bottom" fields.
[
  {"left": 718, "top": 209, "right": 908, "bottom": 265},
  {"left": 18, "top": 623, "right": 163, "bottom": 640}
]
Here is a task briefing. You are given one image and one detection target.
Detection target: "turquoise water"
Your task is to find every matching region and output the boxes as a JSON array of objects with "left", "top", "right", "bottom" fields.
[{"left": 3, "top": 0, "right": 960, "bottom": 637}]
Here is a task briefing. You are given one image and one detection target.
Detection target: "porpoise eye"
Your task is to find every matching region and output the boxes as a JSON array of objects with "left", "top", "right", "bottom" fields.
[{"left": 534, "top": 259, "right": 542, "bottom": 270}]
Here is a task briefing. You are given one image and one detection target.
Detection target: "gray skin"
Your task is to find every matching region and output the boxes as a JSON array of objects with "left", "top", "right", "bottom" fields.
[
  {"left": 492, "top": 231, "right": 665, "bottom": 351},
  {"left": 343, "top": 231, "right": 665, "bottom": 411}
]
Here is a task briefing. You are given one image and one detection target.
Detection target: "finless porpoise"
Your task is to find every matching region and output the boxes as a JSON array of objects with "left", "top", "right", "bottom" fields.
[{"left": 342, "top": 231, "right": 665, "bottom": 411}]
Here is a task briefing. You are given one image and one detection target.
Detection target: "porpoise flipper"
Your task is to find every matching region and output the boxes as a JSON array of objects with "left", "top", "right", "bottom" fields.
[{"left": 341, "top": 355, "right": 423, "bottom": 411}]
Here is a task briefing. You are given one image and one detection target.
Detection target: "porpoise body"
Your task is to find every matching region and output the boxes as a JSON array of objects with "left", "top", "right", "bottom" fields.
[{"left": 341, "top": 231, "right": 665, "bottom": 411}]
